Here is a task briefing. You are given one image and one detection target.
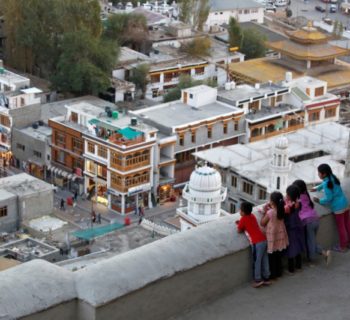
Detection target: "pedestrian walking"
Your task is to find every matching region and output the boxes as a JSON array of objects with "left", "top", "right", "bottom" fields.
[
  {"left": 73, "top": 190, "right": 78, "bottom": 202},
  {"left": 60, "top": 198, "right": 65, "bottom": 210},
  {"left": 97, "top": 213, "right": 101, "bottom": 224},
  {"left": 92, "top": 210, "right": 96, "bottom": 223}
]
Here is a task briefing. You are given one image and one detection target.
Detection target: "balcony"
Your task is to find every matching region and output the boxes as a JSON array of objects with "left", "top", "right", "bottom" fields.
[{"left": 111, "top": 173, "right": 150, "bottom": 193}]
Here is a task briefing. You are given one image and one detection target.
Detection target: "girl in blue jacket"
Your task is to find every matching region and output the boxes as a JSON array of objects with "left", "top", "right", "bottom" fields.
[{"left": 313, "top": 164, "right": 350, "bottom": 252}]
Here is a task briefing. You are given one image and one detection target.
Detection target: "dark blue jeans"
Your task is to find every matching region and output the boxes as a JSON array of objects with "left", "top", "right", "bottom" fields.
[{"left": 252, "top": 240, "right": 270, "bottom": 281}]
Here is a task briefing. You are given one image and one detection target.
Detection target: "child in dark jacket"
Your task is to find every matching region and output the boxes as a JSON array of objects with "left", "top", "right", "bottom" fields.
[
  {"left": 237, "top": 202, "right": 270, "bottom": 288},
  {"left": 284, "top": 185, "right": 304, "bottom": 274},
  {"left": 293, "top": 179, "right": 331, "bottom": 264}
]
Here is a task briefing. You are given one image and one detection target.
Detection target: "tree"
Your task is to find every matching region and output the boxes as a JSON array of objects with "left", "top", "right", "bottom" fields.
[
  {"left": 182, "top": 37, "right": 211, "bottom": 57},
  {"left": 228, "top": 17, "right": 242, "bottom": 48},
  {"left": 333, "top": 20, "right": 344, "bottom": 39},
  {"left": 179, "top": 0, "right": 195, "bottom": 24},
  {"left": 163, "top": 75, "right": 202, "bottom": 102},
  {"left": 195, "top": 0, "right": 210, "bottom": 31},
  {"left": 130, "top": 64, "right": 150, "bottom": 99},
  {"left": 240, "top": 29, "right": 266, "bottom": 59},
  {"left": 104, "top": 13, "right": 148, "bottom": 51},
  {"left": 51, "top": 30, "right": 117, "bottom": 95},
  {"left": 285, "top": 8, "right": 293, "bottom": 18}
]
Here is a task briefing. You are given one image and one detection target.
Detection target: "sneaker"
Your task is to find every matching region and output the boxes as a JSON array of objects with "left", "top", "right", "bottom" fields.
[{"left": 252, "top": 281, "right": 264, "bottom": 288}]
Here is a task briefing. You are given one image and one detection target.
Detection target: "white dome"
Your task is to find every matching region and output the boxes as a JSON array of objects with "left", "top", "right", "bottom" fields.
[
  {"left": 275, "top": 136, "right": 288, "bottom": 149},
  {"left": 189, "top": 165, "right": 222, "bottom": 192}
]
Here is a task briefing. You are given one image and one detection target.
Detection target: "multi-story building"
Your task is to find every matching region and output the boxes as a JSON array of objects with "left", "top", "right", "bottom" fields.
[
  {"left": 194, "top": 122, "right": 349, "bottom": 213},
  {"left": 48, "top": 98, "right": 116, "bottom": 193},
  {"left": 62, "top": 102, "right": 160, "bottom": 214},
  {"left": 206, "top": 0, "right": 264, "bottom": 28},
  {"left": 130, "top": 85, "right": 245, "bottom": 190},
  {"left": 0, "top": 66, "right": 42, "bottom": 166}
]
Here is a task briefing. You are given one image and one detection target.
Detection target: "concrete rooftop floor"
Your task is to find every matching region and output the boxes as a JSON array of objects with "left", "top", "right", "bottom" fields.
[{"left": 174, "top": 251, "right": 350, "bottom": 320}]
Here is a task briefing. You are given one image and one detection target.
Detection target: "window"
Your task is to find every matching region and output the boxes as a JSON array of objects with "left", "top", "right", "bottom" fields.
[
  {"left": 259, "top": 188, "right": 267, "bottom": 200},
  {"left": 87, "top": 142, "right": 95, "bottom": 153},
  {"left": 276, "top": 95, "right": 283, "bottom": 102},
  {"left": 17, "top": 143, "right": 25, "bottom": 151},
  {"left": 309, "top": 111, "right": 320, "bottom": 122},
  {"left": 73, "top": 158, "right": 83, "bottom": 169},
  {"left": 207, "top": 126, "right": 212, "bottom": 139},
  {"left": 249, "top": 100, "right": 260, "bottom": 111},
  {"left": 179, "top": 133, "right": 184, "bottom": 146},
  {"left": 195, "top": 67, "right": 205, "bottom": 75},
  {"left": 242, "top": 181, "right": 253, "bottom": 195},
  {"left": 86, "top": 160, "right": 95, "bottom": 174},
  {"left": 47, "top": 155, "right": 50, "bottom": 161},
  {"left": 0, "top": 115, "right": 10, "bottom": 127},
  {"left": 0, "top": 206, "right": 7, "bottom": 217},
  {"left": 191, "top": 131, "right": 196, "bottom": 143},
  {"left": 57, "top": 150, "right": 65, "bottom": 163},
  {"left": 55, "top": 132, "right": 65, "bottom": 147},
  {"left": 98, "top": 145, "right": 108, "bottom": 158},
  {"left": 72, "top": 138, "right": 83, "bottom": 153},
  {"left": 97, "top": 165, "right": 107, "bottom": 179},
  {"left": 315, "top": 86, "right": 325, "bottom": 97},
  {"left": 231, "top": 175, "right": 237, "bottom": 188},
  {"left": 150, "top": 74, "right": 160, "bottom": 83},
  {"left": 234, "top": 122, "right": 239, "bottom": 131},
  {"left": 277, "top": 177, "right": 280, "bottom": 190},
  {"left": 244, "top": 9, "right": 250, "bottom": 14},
  {"left": 33, "top": 150, "right": 42, "bottom": 158},
  {"left": 325, "top": 108, "right": 336, "bottom": 118},
  {"left": 190, "top": 94, "right": 193, "bottom": 99},
  {"left": 230, "top": 203, "right": 236, "bottom": 214},
  {"left": 223, "top": 123, "right": 228, "bottom": 134},
  {"left": 71, "top": 112, "right": 78, "bottom": 123}
]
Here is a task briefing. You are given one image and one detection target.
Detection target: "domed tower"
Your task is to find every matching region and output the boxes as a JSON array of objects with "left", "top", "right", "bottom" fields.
[
  {"left": 270, "top": 136, "right": 291, "bottom": 193},
  {"left": 177, "top": 165, "right": 227, "bottom": 231}
]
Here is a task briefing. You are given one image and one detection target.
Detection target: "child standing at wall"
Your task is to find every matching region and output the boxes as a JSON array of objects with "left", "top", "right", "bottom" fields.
[
  {"left": 313, "top": 164, "right": 350, "bottom": 252},
  {"left": 260, "top": 192, "right": 289, "bottom": 279},
  {"left": 293, "top": 179, "right": 331, "bottom": 264},
  {"left": 284, "top": 185, "right": 305, "bottom": 273},
  {"left": 236, "top": 202, "right": 270, "bottom": 288}
]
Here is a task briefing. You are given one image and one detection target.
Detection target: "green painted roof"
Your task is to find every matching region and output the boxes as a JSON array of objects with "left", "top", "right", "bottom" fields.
[
  {"left": 292, "top": 87, "right": 310, "bottom": 101},
  {"left": 118, "top": 127, "right": 142, "bottom": 140},
  {"left": 88, "top": 118, "right": 100, "bottom": 125}
]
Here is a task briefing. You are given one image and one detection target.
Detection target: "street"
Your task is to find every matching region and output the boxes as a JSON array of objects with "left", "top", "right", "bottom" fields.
[{"left": 287, "top": 0, "right": 350, "bottom": 27}]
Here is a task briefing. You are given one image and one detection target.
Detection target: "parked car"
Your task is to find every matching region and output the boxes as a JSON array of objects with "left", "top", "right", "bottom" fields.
[
  {"left": 265, "top": 4, "right": 277, "bottom": 12},
  {"left": 330, "top": 4, "right": 337, "bottom": 13},
  {"left": 315, "top": 5, "right": 326, "bottom": 12}
]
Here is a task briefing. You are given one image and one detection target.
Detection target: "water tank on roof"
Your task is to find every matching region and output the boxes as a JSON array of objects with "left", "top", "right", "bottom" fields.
[
  {"left": 112, "top": 111, "right": 119, "bottom": 119},
  {"left": 131, "top": 117, "right": 138, "bottom": 126},
  {"left": 225, "top": 82, "right": 231, "bottom": 91},
  {"left": 105, "top": 106, "right": 111, "bottom": 113},
  {"left": 38, "top": 120, "right": 44, "bottom": 126},
  {"left": 32, "top": 122, "right": 39, "bottom": 129},
  {"left": 107, "top": 110, "right": 113, "bottom": 118}
]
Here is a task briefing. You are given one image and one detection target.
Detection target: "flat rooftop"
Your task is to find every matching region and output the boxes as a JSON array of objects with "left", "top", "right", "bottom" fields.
[
  {"left": 218, "top": 83, "right": 286, "bottom": 105},
  {"left": 0, "top": 173, "right": 54, "bottom": 197},
  {"left": 194, "top": 122, "right": 348, "bottom": 189},
  {"left": 245, "top": 104, "right": 301, "bottom": 123},
  {"left": 230, "top": 57, "right": 350, "bottom": 89},
  {"left": 132, "top": 100, "right": 242, "bottom": 130},
  {"left": 19, "top": 125, "right": 52, "bottom": 141},
  {"left": 209, "top": 0, "right": 263, "bottom": 11},
  {"left": 119, "top": 47, "right": 151, "bottom": 64},
  {"left": 0, "top": 69, "right": 30, "bottom": 86}
]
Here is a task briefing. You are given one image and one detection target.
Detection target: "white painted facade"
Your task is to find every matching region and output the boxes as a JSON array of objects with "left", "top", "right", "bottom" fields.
[{"left": 207, "top": 7, "right": 264, "bottom": 27}]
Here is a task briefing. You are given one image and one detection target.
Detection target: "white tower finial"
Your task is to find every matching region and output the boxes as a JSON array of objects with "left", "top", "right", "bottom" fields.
[{"left": 270, "top": 136, "right": 291, "bottom": 192}]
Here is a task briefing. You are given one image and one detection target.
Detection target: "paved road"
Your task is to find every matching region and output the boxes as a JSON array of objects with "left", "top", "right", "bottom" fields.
[
  {"left": 287, "top": 0, "right": 350, "bottom": 27},
  {"left": 174, "top": 250, "right": 350, "bottom": 320}
]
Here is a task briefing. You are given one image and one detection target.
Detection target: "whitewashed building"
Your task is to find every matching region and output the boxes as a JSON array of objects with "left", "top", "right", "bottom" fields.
[
  {"left": 177, "top": 165, "right": 228, "bottom": 231},
  {"left": 207, "top": 0, "right": 264, "bottom": 28},
  {"left": 194, "top": 122, "right": 349, "bottom": 213}
]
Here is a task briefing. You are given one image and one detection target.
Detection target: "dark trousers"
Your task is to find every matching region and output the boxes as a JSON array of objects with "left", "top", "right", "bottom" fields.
[
  {"left": 288, "top": 254, "right": 302, "bottom": 273},
  {"left": 268, "top": 251, "right": 282, "bottom": 279}
]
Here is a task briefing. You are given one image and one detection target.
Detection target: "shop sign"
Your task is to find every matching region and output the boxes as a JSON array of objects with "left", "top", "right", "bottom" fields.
[{"left": 128, "top": 183, "right": 151, "bottom": 196}]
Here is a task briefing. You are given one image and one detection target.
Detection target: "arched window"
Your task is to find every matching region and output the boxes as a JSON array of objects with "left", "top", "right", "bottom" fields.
[
  {"left": 278, "top": 155, "right": 282, "bottom": 166},
  {"left": 277, "top": 177, "right": 280, "bottom": 190}
]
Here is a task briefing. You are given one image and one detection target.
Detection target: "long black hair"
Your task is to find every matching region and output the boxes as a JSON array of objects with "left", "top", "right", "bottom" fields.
[
  {"left": 293, "top": 179, "right": 314, "bottom": 209},
  {"left": 317, "top": 163, "right": 340, "bottom": 190},
  {"left": 286, "top": 185, "right": 300, "bottom": 202},
  {"left": 270, "top": 191, "right": 285, "bottom": 220}
]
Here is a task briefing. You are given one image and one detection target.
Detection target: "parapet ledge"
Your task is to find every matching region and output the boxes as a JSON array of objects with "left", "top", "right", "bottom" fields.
[
  {"left": 75, "top": 216, "right": 247, "bottom": 307},
  {"left": 0, "top": 259, "right": 76, "bottom": 319}
]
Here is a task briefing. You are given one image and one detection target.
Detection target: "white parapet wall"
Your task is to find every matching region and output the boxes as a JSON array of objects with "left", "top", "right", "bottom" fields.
[{"left": 1, "top": 180, "right": 349, "bottom": 320}]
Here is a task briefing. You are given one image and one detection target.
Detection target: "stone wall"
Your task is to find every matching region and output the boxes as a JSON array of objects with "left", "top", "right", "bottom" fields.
[{"left": 0, "top": 181, "right": 347, "bottom": 320}]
